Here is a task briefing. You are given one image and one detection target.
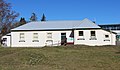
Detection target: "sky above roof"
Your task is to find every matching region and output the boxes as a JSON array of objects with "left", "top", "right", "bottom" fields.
[{"left": 8, "top": 0, "right": 120, "bottom": 24}]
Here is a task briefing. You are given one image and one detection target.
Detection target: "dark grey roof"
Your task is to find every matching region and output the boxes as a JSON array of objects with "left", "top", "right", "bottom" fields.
[
  {"left": 12, "top": 18, "right": 101, "bottom": 31},
  {"left": 99, "top": 23, "right": 120, "bottom": 26}
]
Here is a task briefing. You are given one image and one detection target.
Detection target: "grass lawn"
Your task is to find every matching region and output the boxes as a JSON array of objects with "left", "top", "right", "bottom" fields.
[{"left": 0, "top": 45, "right": 120, "bottom": 70}]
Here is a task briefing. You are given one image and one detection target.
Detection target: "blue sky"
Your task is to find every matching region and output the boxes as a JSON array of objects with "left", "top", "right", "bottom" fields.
[{"left": 8, "top": 0, "right": 120, "bottom": 24}]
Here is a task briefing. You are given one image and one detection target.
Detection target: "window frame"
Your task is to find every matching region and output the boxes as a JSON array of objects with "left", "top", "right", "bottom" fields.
[
  {"left": 90, "top": 31, "right": 97, "bottom": 40},
  {"left": 77, "top": 31, "right": 85, "bottom": 40},
  {"left": 79, "top": 31, "right": 83, "bottom": 36},
  {"left": 32, "top": 33, "right": 39, "bottom": 42},
  {"left": 47, "top": 33, "right": 52, "bottom": 39},
  {"left": 19, "top": 33, "right": 25, "bottom": 42},
  {"left": 104, "top": 34, "right": 110, "bottom": 41},
  {"left": 91, "top": 31, "right": 96, "bottom": 36},
  {"left": 105, "top": 35, "right": 109, "bottom": 38}
]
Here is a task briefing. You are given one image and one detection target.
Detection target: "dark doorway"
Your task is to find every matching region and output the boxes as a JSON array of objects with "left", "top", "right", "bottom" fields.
[
  {"left": 69, "top": 30, "right": 74, "bottom": 45},
  {"left": 116, "top": 35, "right": 120, "bottom": 45},
  {"left": 61, "top": 33, "right": 66, "bottom": 45}
]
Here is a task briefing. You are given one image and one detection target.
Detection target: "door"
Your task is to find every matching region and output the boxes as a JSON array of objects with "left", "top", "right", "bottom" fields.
[
  {"left": 116, "top": 35, "right": 120, "bottom": 45},
  {"left": 2, "top": 38, "right": 7, "bottom": 46},
  {"left": 61, "top": 33, "right": 66, "bottom": 45}
]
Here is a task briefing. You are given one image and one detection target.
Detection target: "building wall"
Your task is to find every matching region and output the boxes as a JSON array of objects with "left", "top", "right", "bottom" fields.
[
  {"left": 74, "top": 29, "right": 116, "bottom": 46},
  {"left": 11, "top": 30, "right": 73, "bottom": 47},
  {"left": 11, "top": 29, "right": 116, "bottom": 47}
]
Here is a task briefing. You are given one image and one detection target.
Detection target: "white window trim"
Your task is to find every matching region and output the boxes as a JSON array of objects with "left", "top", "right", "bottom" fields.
[
  {"left": 33, "top": 33, "right": 39, "bottom": 42},
  {"left": 78, "top": 31, "right": 85, "bottom": 40},
  {"left": 104, "top": 34, "right": 110, "bottom": 41},
  {"left": 19, "top": 33, "right": 25, "bottom": 42},
  {"left": 90, "top": 31, "right": 97, "bottom": 40},
  {"left": 105, "top": 34, "right": 109, "bottom": 39},
  {"left": 47, "top": 33, "right": 52, "bottom": 39}
]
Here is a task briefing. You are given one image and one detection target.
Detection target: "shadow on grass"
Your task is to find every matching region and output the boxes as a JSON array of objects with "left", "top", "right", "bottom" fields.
[{"left": 115, "top": 51, "right": 120, "bottom": 54}]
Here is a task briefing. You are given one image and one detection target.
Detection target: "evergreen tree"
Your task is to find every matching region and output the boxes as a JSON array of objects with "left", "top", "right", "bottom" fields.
[
  {"left": 10, "top": 17, "right": 26, "bottom": 30},
  {"left": 41, "top": 14, "right": 46, "bottom": 21},
  {"left": 20, "top": 17, "right": 26, "bottom": 24},
  {"left": 30, "top": 13, "right": 37, "bottom": 21}
]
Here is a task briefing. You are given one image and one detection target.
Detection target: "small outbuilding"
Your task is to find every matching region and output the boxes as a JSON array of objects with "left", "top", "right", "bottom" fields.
[{"left": 1, "top": 33, "right": 11, "bottom": 47}]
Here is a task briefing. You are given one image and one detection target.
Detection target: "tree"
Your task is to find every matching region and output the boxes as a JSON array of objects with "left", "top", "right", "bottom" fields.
[
  {"left": 41, "top": 14, "right": 46, "bottom": 21},
  {"left": 1, "top": 24, "right": 7, "bottom": 35},
  {"left": 20, "top": 17, "right": 26, "bottom": 25},
  {"left": 30, "top": 13, "right": 37, "bottom": 21},
  {"left": 0, "top": 0, "right": 19, "bottom": 36},
  {"left": 10, "top": 17, "right": 26, "bottom": 29}
]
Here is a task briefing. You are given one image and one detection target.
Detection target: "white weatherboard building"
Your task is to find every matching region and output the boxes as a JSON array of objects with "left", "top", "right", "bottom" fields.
[{"left": 2, "top": 18, "right": 116, "bottom": 47}]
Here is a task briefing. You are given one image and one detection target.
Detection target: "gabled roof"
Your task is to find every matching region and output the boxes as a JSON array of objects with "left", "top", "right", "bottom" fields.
[
  {"left": 12, "top": 18, "right": 101, "bottom": 31},
  {"left": 73, "top": 18, "right": 100, "bottom": 29}
]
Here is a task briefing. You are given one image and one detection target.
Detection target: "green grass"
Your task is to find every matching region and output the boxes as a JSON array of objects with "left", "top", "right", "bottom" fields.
[{"left": 0, "top": 45, "right": 120, "bottom": 70}]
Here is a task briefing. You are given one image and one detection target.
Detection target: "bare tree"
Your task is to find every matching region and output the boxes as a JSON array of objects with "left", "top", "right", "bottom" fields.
[{"left": 0, "top": 0, "right": 19, "bottom": 35}]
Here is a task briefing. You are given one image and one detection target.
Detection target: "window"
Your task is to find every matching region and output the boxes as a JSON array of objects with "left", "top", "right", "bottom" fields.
[
  {"left": 19, "top": 33, "right": 25, "bottom": 42},
  {"left": 3, "top": 38, "right": 7, "bottom": 41},
  {"left": 90, "top": 31, "right": 97, "bottom": 40},
  {"left": 91, "top": 31, "right": 95, "bottom": 36},
  {"left": 33, "top": 33, "right": 39, "bottom": 42},
  {"left": 33, "top": 33, "right": 38, "bottom": 39},
  {"left": 79, "top": 31, "right": 83, "bottom": 36},
  {"left": 105, "top": 35, "right": 109, "bottom": 38},
  {"left": 47, "top": 33, "right": 52, "bottom": 39},
  {"left": 78, "top": 31, "right": 85, "bottom": 40},
  {"left": 104, "top": 35, "right": 110, "bottom": 41}
]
